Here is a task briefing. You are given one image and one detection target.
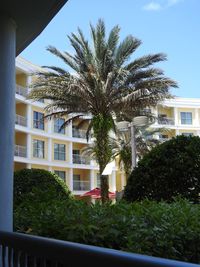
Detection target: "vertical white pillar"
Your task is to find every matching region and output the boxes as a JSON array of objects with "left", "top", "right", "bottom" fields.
[
  {"left": 68, "top": 142, "right": 73, "bottom": 164},
  {"left": 48, "top": 138, "right": 52, "bottom": 162},
  {"left": 195, "top": 108, "right": 199, "bottom": 127},
  {"left": 68, "top": 120, "right": 72, "bottom": 137},
  {"left": 90, "top": 169, "right": 95, "bottom": 190},
  {"left": 111, "top": 170, "right": 116, "bottom": 192},
  {"left": 69, "top": 168, "right": 73, "bottom": 191},
  {"left": 27, "top": 104, "right": 32, "bottom": 129},
  {"left": 48, "top": 166, "right": 53, "bottom": 172},
  {"left": 27, "top": 163, "right": 31, "bottom": 169},
  {"left": 176, "top": 129, "right": 180, "bottom": 136},
  {"left": 27, "top": 133, "right": 32, "bottom": 159},
  {"left": 47, "top": 118, "right": 52, "bottom": 134},
  {"left": 121, "top": 172, "right": 126, "bottom": 190},
  {"left": 174, "top": 107, "right": 179, "bottom": 126},
  {"left": 0, "top": 15, "right": 16, "bottom": 231}
]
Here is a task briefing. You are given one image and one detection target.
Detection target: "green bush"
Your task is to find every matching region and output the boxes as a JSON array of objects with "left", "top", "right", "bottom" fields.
[
  {"left": 123, "top": 135, "right": 200, "bottom": 202},
  {"left": 14, "top": 198, "right": 200, "bottom": 264},
  {"left": 14, "top": 168, "right": 72, "bottom": 206}
]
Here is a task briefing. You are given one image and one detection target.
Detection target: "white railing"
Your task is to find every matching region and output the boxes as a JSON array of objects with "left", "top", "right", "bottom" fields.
[
  {"left": 73, "top": 180, "right": 90, "bottom": 191},
  {"left": 158, "top": 117, "right": 175, "bottom": 125},
  {"left": 15, "top": 84, "right": 28, "bottom": 97},
  {"left": 73, "top": 154, "right": 90, "bottom": 165},
  {"left": 72, "top": 128, "right": 87, "bottom": 139},
  {"left": 15, "top": 145, "right": 27, "bottom": 158},
  {"left": 15, "top": 114, "right": 27, "bottom": 127}
]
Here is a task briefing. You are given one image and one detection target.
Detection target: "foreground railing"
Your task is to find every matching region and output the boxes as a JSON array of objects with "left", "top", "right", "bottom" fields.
[
  {"left": 73, "top": 179, "right": 90, "bottom": 191},
  {"left": 14, "top": 145, "right": 27, "bottom": 158},
  {"left": 16, "top": 84, "right": 28, "bottom": 97},
  {"left": 0, "top": 231, "right": 198, "bottom": 267}
]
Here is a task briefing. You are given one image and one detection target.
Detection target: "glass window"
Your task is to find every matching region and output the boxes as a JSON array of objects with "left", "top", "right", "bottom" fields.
[
  {"left": 54, "top": 144, "right": 66, "bottom": 160},
  {"left": 180, "top": 112, "right": 192, "bottom": 125},
  {"left": 182, "top": 133, "right": 194, "bottom": 137},
  {"left": 33, "top": 140, "right": 44, "bottom": 158},
  {"left": 33, "top": 111, "right": 44, "bottom": 130},
  {"left": 54, "top": 170, "right": 66, "bottom": 181},
  {"left": 73, "top": 174, "right": 81, "bottom": 190},
  {"left": 54, "top": 118, "right": 65, "bottom": 134}
]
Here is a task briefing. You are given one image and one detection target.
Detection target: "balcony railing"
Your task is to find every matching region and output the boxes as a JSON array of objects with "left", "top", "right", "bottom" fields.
[
  {"left": 72, "top": 128, "right": 87, "bottom": 139},
  {"left": 16, "top": 84, "right": 28, "bottom": 97},
  {"left": 0, "top": 231, "right": 198, "bottom": 267},
  {"left": 15, "top": 145, "right": 27, "bottom": 158},
  {"left": 15, "top": 114, "right": 27, "bottom": 127},
  {"left": 73, "top": 154, "right": 90, "bottom": 165},
  {"left": 158, "top": 117, "right": 175, "bottom": 125},
  {"left": 73, "top": 179, "right": 90, "bottom": 191}
]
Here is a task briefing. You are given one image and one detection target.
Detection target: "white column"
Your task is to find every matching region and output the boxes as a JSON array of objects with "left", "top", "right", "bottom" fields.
[
  {"left": 48, "top": 166, "right": 53, "bottom": 172},
  {"left": 27, "top": 163, "right": 31, "bottom": 169},
  {"left": 174, "top": 107, "right": 179, "bottom": 126},
  {"left": 27, "top": 133, "right": 32, "bottom": 159},
  {"left": 48, "top": 138, "right": 52, "bottom": 162},
  {"left": 47, "top": 118, "right": 52, "bottom": 134},
  {"left": 26, "top": 75, "right": 32, "bottom": 93},
  {"left": 69, "top": 168, "right": 73, "bottom": 191},
  {"left": 195, "top": 108, "right": 199, "bottom": 127},
  {"left": 90, "top": 170, "right": 95, "bottom": 190},
  {"left": 68, "top": 142, "right": 73, "bottom": 164},
  {"left": 176, "top": 129, "right": 180, "bottom": 136},
  {"left": 68, "top": 120, "right": 72, "bottom": 138},
  {"left": 111, "top": 170, "right": 116, "bottom": 192},
  {"left": 27, "top": 104, "right": 32, "bottom": 129},
  {"left": 0, "top": 15, "right": 16, "bottom": 231}
]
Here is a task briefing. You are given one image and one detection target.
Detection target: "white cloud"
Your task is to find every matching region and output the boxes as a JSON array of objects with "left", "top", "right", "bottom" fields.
[
  {"left": 143, "top": 0, "right": 184, "bottom": 11},
  {"left": 143, "top": 2, "right": 162, "bottom": 11}
]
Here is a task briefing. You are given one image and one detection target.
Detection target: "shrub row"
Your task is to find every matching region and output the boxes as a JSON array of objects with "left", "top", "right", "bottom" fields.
[{"left": 14, "top": 198, "right": 200, "bottom": 264}]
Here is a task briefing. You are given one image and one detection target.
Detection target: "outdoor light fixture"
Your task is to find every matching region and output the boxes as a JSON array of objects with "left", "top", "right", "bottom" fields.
[{"left": 116, "top": 116, "right": 148, "bottom": 170}]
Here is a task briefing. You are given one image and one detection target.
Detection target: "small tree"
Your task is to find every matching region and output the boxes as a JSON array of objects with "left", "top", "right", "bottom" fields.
[
  {"left": 14, "top": 168, "right": 72, "bottom": 206},
  {"left": 123, "top": 135, "right": 200, "bottom": 202}
]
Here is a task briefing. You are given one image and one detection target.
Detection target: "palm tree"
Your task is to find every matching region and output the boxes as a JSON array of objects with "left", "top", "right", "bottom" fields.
[{"left": 28, "top": 19, "right": 177, "bottom": 203}]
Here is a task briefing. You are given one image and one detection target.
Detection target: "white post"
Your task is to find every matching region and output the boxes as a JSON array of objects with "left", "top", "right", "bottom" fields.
[
  {"left": 130, "top": 123, "right": 136, "bottom": 170},
  {"left": 90, "top": 170, "right": 95, "bottom": 190},
  {"left": 27, "top": 104, "right": 32, "bottom": 129},
  {"left": 195, "top": 108, "right": 199, "bottom": 127},
  {"left": 48, "top": 138, "right": 52, "bottom": 162},
  {"left": 111, "top": 170, "right": 116, "bottom": 192},
  {"left": 27, "top": 133, "right": 32, "bottom": 159},
  {"left": 174, "top": 107, "right": 179, "bottom": 126},
  {"left": 0, "top": 15, "right": 16, "bottom": 231},
  {"left": 69, "top": 168, "right": 73, "bottom": 191},
  {"left": 68, "top": 142, "right": 73, "bottom": 164}
]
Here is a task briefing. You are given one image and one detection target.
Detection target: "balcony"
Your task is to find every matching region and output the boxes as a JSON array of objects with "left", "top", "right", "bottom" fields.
[
  {"left": 72, "top": 128, "right": 87, "bottom": 139},
  {"left": 0, "top": 231, "right": 197, "bottom": 267},
  {"left": 73, "top": 154, "right": 90, "bottom": 165},
  {"left": 15, "top": 145, "right": 27, "bottom": 157},
  {"left": 158, "top": 116, "right": 175, "bottom": 125},
  {"left": 15, "top": 114, "right": 27, "bottom": 127},
  {"left": 73, "top": 179, "right": 90, "bottom": 191},
  {"left": 16, "top": 84, "right": 28, "bottom": 97}
]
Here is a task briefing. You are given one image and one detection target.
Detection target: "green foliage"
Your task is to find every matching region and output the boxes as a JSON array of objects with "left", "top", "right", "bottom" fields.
[
  {"left": 14, "top": 198, "right": 200, "bottom": 264},
  {"left": 14, "top": 168, "right": 72, "bottom": 206},
  {"left": 123, "top": 135, "right": 200, "bottom": 202}
]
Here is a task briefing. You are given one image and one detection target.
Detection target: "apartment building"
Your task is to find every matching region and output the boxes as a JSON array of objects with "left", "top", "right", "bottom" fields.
[
  {"left": 153, "top": 98, "right": 200, "bottom": 139},
  {"left": 15, "top": 57, "right": 126, "bottom": 196}
]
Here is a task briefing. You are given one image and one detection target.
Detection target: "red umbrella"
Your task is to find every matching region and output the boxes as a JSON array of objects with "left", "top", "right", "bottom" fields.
[{"left": 82, "top": 187, "right": 115, "bottom": 199}]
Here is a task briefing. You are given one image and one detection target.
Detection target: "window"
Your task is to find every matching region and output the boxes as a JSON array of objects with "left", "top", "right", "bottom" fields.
[
  {"left": 54, "top": 144, "right": 66, "bottom": 160},
  {"left": 54, "top": 118, "right": 65, "bottom": 134},
  {"left": 97, "top": 173, "right": 101, "bottom": 188},
  {"left": 73, "top": 150, "right": 80, "bottom": 163},
  {"left": 182, "top": 133, "right": 194, "bottom": 137},
  {"left": 54, "top": 170, "right": 66, "bottom": 181},
  {"left": 180, "top": 112, "right": 192, "bottom": 125},
  {"left": 33, "top": 140, "right": 44, "bottom": 158},
  {"left": 33, "top": 111, "right": 44, "bottom": 130},
  {"left": 73, "top": 174, "right": 81, "bottom": 190}
]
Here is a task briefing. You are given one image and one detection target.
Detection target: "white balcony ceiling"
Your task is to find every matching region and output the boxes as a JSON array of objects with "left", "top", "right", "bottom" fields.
[{"left": 0, "top": 0, "right": 68, "bottom": 55}]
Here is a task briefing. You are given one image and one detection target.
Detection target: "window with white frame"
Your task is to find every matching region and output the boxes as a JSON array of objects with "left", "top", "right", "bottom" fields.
[
  {"left": 54, "top": 170, "right": 66, "bottom": 181},
  {"left": 33, "top": 140, "right": 45, "bottom": 158},
  {"left": 33, "top": 111, "right": 44, "bottom": 130},
  {"left": 180, "top": 112, "right": 192, "bottom": 125},
  {"left": 54, "top": 118, "right": 65, "bottom": 134},
  {"left": 54, "top": 144, "right": 66, "bottom": 160}
]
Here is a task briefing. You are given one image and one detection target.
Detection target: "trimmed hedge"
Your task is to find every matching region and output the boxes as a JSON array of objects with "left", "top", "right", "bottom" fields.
[
  {"left": 123, "top": 135, "right": 200, "bottom": 202},
  {"left": 14, "top": 168, "right": 72, "bottom": 206},
  {"left": 14, "top": 198, "right": 200, "bottom": 264}
]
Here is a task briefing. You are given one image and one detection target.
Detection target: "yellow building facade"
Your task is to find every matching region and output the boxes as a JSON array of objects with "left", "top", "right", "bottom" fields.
[
  {"left": 15, "top": 57, "right": 126, "bottom": 196},
  {"left": 15, "top": 56, "right": 200, "bottom": 196}
]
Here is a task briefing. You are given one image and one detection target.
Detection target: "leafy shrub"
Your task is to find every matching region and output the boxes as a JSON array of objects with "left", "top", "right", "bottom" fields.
[
  {"left": 14, "top": 198, "right": 200, "bottom": 264},
  {"left": 14, "top": 168, "right": 72, "bottom": 206},
  {"left": 123, "top": 135, "right": 200, "bottom": 202}
]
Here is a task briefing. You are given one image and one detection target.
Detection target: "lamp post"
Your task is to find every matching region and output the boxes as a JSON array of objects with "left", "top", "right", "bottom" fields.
[{"left": 116, "top": 116, "right": 148, "bottom": 170}]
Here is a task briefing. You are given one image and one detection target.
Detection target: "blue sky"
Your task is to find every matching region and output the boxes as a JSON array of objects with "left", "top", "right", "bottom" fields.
[{"left": 20, "top": 0, "right": 200, "bottom": 98}]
